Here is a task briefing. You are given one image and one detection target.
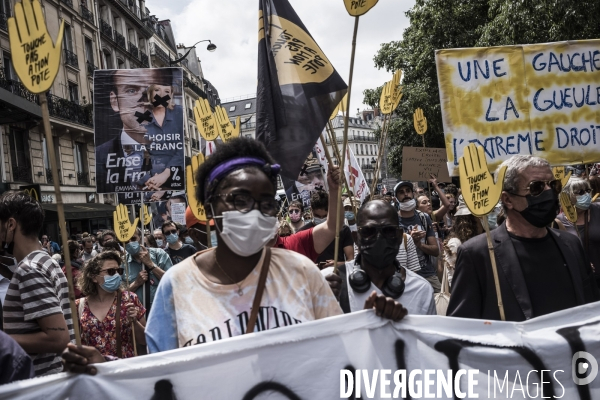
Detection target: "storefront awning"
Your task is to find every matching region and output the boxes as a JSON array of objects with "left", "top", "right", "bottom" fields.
[
  {"left": 42, "top": 203, "right": 115, "bottom": 222},
  {"left": 0, "top": 86, "right": 42, "bottom": 124}
]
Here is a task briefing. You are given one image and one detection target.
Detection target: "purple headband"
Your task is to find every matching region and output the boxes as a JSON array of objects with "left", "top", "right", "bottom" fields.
[{"left": 204, "top": 157, "right": 281, "bottom": 200}]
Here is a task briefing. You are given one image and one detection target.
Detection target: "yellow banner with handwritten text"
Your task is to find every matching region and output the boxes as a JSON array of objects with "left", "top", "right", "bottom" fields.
[{"left": 436, "top": 39, "right": 600, "bottom": 176}]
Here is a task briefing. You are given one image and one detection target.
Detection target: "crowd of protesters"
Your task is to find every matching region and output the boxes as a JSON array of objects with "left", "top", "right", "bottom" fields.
[{"left": 0, "top": 137, "right": 598, "bottom": 383}]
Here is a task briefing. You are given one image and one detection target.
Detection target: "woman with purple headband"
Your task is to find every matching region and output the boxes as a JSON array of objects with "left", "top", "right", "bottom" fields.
[{"left": 137, "top": 137, "right": 405, "bottom": 352}]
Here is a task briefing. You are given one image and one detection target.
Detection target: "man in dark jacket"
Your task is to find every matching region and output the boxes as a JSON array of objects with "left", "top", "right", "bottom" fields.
[{"left": 448, "top": 155, "right": 599, "bottom": 321}]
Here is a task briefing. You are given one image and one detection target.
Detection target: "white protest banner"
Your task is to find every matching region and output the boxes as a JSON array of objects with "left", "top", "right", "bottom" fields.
[
  {"left": 314, "top": 135, "right": 329, "bottom": 177},
  {"left": 1, "top": 304, "right": 599, "bottom": 399},
  {"left": 436, "top": 39, "right": 600, "bottom": 176},
  {"left": 170, "top": 202, "right": 186, "bottom": 226},
  {"left": 344, "top": 145, "right": 370, "bottom": 203},
  {"left": 205, "top": 140, "right": 216, "bottom": 157},
  {"left": 402, "top": 146, "right": 452, "bottom": 182}
]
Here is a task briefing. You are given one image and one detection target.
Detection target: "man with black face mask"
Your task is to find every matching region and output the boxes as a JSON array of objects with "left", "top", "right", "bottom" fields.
[
  {"left": 323, "top": 200, "right": 436, "bottom": 315},
  {"left": 448, "top": 155, "right": 599, "bottom": 321}
]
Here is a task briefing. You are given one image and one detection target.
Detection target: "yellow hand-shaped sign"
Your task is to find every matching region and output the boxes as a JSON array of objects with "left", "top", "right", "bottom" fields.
[
  {"left": 390, "top": 70, "right": 403, "bottom": 110},
  {"left": 8, "top": 0, "right": 64, "bottom": 93},
  {"left": 459, "top": 144, "right": 507, "bottom": 217},
  {"left": 379, "top": 81, "right": 393, "bottom": 115},
  {"left": 552, "top": 166, "right": 572, "bottom": 189},
  {"left": 194, "top": 98, "right": 219, "bottom": 141},
  {"left": 559, "top": 192, "right": 577, "bottom": 223},
  {"left": 231, "top": 116, "right": 241, "bottom": 139},
  {"left": 215, "top": 106, "right": 234, "bottom": 142},
  {"left": 113, "top": 204, "right": 139, "bottom": 242},
  {"left": 330, "top": 93, "right": 348, "bottom": 120},
  {"left": 413, "top": 108, "right": 428, "bottom": 135},
  {"left": 186, "top": 153, "right": 207, "bottom": 222},
  {"left": 343, "top": 0, "right": 379, "bottom": 16},
  {"left": 140, "top": 204, "right": 151, "bottom": 226}
]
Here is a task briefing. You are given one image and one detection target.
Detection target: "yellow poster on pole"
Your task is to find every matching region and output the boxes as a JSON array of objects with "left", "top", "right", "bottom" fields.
[
  {"left": 436, "top": 39, "right": 600, "bottom": 176},
  {"left": 343, "top": 0, "right": 379, "bottom": 16},
  {"left": 186, "top": 153, "right": 207, "bottom": 222}
]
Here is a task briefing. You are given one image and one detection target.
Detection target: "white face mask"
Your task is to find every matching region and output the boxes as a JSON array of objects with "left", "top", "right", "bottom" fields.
[
  {"left": 214, "top": 209, "right": 278, "bottom": 257},
  {"left": 398, "top": 198, "right": 416, "bottom": 211}
]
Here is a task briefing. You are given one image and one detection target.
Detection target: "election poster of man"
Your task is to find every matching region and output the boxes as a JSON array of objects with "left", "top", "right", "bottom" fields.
[
  {"left": 282, "top": 149, "right": 327, "bottom": 208},
  {"left": 117, "top": 190, "right": 179, "bottom": 205},
  {"left": 94, "top": 68, "right": 185, "bottom": 193}
]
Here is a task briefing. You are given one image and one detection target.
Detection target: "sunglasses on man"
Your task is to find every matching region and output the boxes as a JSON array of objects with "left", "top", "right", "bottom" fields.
[
  {"left": 288, "top": 209, "right": 301, "bottom": 215},
  {"left": 358, "top": 225, "right": 403, "bottom": 243},
  {"left": 510, "top": 179, "right": 562, "bottom": 197},
  {"left": 574, "top": 188, "right": 592, "bottom": 196}
]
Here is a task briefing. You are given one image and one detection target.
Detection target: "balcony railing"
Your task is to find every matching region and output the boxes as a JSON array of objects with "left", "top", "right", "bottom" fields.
[
  {"left": 140, "top": 51, "right": 149, "bottom": 67},
  {"left": 114, "top": 30, "right": 126, "bottom": 50},
  {"left": 86, "top": 61, "right": 97, "bottom": 76},
  {"left": 80, "top": 5, "right": 94, "bottom": 24},
  {"left": 100, "top": 19, "right": 112, "bottom": 39},
  {"left": 150, "top": 43, "right": 170, "bottom": 65},
  {"left": 46, "top": 167, "right": 62, "bottom": 185},
  {"left": 46, "top": 94, "right": 93, "bottom": 127},
  {"left": 64, "top": 49, "right": 78, "bottom": 68},
  {"left": 77, "top": 171, "right": 89, "bottom": 186},
  {"left": 0, "top": 13, "right": 7, "bottom": 31},
  {"left": 183, "top": 77, "right": 205, "bottom": 99},
  {"left": 325, "top": 134, "right": 378, "bottom": 144},
  {"left": 0, "top": 72, "right": 38, "bottom": 104},
  {"left": 60, "top": 0, "right": 73, "bottom": 8},
  {"left": 128, "top": 42, "right": 139, "bottom": 59}
]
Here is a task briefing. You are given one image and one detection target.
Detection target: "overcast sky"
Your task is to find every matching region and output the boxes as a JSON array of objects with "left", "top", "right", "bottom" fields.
[{"left": 145, "top": 0, "right": 415, "bottom": 113}]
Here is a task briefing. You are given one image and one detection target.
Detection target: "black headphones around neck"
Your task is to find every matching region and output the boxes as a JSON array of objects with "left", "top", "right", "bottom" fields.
[{"left": 348, "top": 256, "right": 405, "bottom": 299}]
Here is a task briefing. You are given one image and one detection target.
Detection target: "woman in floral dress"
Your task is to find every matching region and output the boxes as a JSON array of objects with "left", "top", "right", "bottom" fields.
[{"left": 76, "top": 251, "right": 146, "bottom": 358}]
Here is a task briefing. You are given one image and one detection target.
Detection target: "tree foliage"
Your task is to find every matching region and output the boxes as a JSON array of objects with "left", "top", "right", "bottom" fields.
[{"left": 365, "top": 0, "right": 600, "bottom": 178}]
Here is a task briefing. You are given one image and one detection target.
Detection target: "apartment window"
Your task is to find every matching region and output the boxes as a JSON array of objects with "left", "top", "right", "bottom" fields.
[
  {"left": 63, "top": 24, "right": 73, "bottom": 52},
  {"left": 360, "top": 144, "right": 364, "bottom": 154},
  {"left": 117, "top": 58, "right": 125, "bottom": 69},
  {"left": 84, "top": 37, "right": 94, "bottom": 65},
  {"left": 229, "top": 106, "right": 236, "bottom": 112},
  {"left": 68, "top": 82, "right": 79, "bottom": 103},
  {"left": 103, "top": 51, "right": 112, "bottom": 69},
  {"left": 8, "top": 127, "right": 31, "bottom": 182},
  {"left": 245, "top": 103, "right": 251, "bottom": 109},
  {"left": 3, "top": 53, "right": 16, "bottom": 80},
  {"left": 0, "top": 0, "right": 11, "bottom": 16},
  {"left": 74, "top": 142, "right": 87, "bottom": 174}
]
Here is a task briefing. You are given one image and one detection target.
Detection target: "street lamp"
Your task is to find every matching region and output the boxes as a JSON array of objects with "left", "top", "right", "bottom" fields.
[{"left": 170, "top": 40, "right": 216, "bottom": 66}]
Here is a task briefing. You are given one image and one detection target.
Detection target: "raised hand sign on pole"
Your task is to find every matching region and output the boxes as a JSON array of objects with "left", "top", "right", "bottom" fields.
[
  {"left": 114, "top": 204, "right": 140, "bottom": 355},
  {"left": 215, "top": 106, "right": 235, "bottom": 143},
  {"left": 194, "top": 98, "right": 219, "bottom": 141},
  {"left": 7, "top": 0, "right": 84, "bottom": 344},
  {"left": 140, "top": 204, "right": 151, "bottom": 227},
  {"left": 459, "top": 144, "right": 507, "bottom": 320},
  {"left": 186, "top": 153, "right": 211, "bottom": 247},
  {"left": 413, "top": 107, "right": 430, "bottom": 193}
]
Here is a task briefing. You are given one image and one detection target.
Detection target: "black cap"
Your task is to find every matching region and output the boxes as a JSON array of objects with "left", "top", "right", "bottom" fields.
[{"left": 394, "top": 181, "right": 413, "bottom": 193}]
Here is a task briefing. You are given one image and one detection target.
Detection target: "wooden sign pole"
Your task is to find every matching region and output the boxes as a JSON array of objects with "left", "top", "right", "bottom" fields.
[
  {"left": 39, "top": 93, "right": 81, "bottom": 345},
  {"left": 333, "top": 16, "right": 359, "bottom": 274}
]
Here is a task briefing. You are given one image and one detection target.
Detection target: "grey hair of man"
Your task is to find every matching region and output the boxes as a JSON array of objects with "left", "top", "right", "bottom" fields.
[
  {"left": 496, "top": 155, "right": 550, "bottom": 212},
  {"left": 563, "top": 176, "right": 591, "bottom": 198}
]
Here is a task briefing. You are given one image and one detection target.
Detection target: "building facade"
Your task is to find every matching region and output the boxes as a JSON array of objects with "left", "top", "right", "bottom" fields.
[{"left": 0, "top": 0, "right": 219, "bottom": 238}]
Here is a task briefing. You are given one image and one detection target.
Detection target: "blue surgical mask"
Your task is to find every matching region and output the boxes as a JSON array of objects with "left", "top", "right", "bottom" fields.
[
  {"left": 101, "top": 273, "right": 121, "bottom": 293},
  {"left": 576, "top": 193, "right": 592, "bottom": 210},
  {"left": 344, "top": 211, "right": 355, "bottom": 221},
  {"left": 125, "top": 241, "right": 140, "bottom": 255},
  {"left": 166, "top": 233, "right": 179, "bottom": 244},
  {"left": 155, "top": 239, "right": 163, "bottom": 247},
  {"left": 184, "top": 236, "right": 194, "bottom": 245},
  {"left": 211, "top": 230, "right": 218, "bottom": 247},
  {"left": 313, "top": 217, "right": 326, "bottom": 225}
]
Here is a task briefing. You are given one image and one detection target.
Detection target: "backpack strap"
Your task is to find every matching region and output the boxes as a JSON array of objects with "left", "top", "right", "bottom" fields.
[{"left": 338, "top": 264, "right": 351, "bottom": 314}]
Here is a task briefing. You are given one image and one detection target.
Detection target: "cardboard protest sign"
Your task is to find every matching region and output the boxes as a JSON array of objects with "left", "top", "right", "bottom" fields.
[
  {"left": 2, "top": 304, "right": 599, "bottom": 399},
  {"left": 94, "top": 68, "right": 185, "bottom": 193},
  {"left": 149, "top": 192, "right": 187, "bottom": 230},
  {"left": 8, "top": 0, "right": 64, "bottom": 93},
  {"left": 281, "top": 149, "right": 326, "bottom": 208},
  {"left": 436, "top": 39, "right": 600, "bottom": 176},
  {"left": 402, "top": 146, "right": 452, "bottom": 183}
]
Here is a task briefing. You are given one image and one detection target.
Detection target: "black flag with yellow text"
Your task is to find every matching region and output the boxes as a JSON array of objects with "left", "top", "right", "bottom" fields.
[{"left": 256, "top": 0, "right": 347, "bottom": 180}]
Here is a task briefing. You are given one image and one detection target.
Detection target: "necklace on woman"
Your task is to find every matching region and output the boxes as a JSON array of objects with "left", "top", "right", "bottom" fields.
[{"left": 214, "top": 252, "right": 246, "bottom": 296}]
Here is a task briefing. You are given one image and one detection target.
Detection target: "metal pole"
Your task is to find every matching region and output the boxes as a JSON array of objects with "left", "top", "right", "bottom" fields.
[
  {"left": 39, "top": 93, "right": 81, "bottom": 345},
  {"left": 333, "top": 16, "right": 360, "bottom": 274}
]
